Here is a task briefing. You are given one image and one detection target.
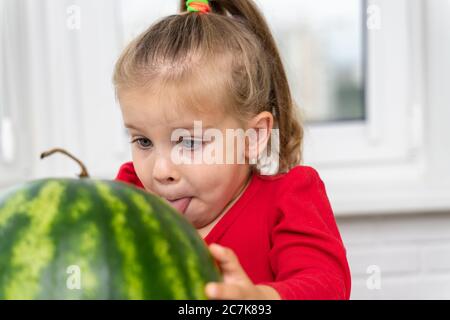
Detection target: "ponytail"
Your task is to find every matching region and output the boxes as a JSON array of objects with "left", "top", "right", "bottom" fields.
[{"left": 180, "top": 0, "right": 304, "bottom": 171}]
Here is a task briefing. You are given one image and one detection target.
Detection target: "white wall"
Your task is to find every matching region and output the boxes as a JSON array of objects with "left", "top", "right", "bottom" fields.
[{"left": 338, "top": 211, "right": 450, "bottom": 299}]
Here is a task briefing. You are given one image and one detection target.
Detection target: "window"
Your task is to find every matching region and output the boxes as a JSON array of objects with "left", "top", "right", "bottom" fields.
[
  {"left": 266, "top": 0, "right": 366, "bottom": 123},
  {"left": 315, "top": 0, "right": 450, "bottom": 215},
  {"left": 0, "top": 0, "right": 29, "bottom": 188},
  {"left": 301, "top": 0, "right": 425, "bottom": 169}
]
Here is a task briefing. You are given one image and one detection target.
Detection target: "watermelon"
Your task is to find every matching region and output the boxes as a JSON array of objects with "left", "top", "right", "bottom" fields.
[{"left": 0, "top": 149, "right": 221, "bottom": 300}]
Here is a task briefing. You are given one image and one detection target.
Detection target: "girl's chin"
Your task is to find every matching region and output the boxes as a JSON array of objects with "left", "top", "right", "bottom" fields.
[{"left": 185, "top": 212, "right": 214, "bottom": 230}]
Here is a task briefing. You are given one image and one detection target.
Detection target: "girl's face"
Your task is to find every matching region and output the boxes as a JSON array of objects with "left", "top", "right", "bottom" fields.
[{"left": 118, "top": 85, "right": 255, "bottom": 229}]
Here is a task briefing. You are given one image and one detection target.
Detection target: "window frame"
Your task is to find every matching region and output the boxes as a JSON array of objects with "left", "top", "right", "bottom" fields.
[
  {"left": 311, "top": 0, "right": 450, "bottom": 215},
  {"left": 305, "top": 0, "right": 419, "bottom": 167}
]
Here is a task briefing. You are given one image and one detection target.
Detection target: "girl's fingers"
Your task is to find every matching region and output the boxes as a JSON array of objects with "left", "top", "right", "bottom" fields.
[
  {"left": 209, "top": 244, "right": 243, "bottom": 275},
  {"left": 205, "top": 282, "right": 244, "bottom": 300},
  {"left": 206, "top": 244, "right": 260, "bottom": 300}
]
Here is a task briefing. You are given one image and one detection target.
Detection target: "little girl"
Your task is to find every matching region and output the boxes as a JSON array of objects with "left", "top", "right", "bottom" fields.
[{"left": 114, "top": 0, "right": 351, "bottom": 300}]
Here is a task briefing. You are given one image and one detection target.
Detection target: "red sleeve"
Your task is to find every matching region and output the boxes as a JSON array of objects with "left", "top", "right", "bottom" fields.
[
  {"left": 260, "top": 167, "right": 351, "bottom": 300},
  {"left": 114, "top": 162, "right": 145, "bottom": 189}
]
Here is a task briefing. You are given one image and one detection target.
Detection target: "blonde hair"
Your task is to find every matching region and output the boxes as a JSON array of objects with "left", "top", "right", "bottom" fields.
[{"left": 113, "top": 0, "right": 304, "bottom": 173}]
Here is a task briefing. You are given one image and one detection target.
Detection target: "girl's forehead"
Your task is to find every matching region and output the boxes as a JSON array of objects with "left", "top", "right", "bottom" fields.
[
  {"left": 119, "top": 81, "right": 228, "bottom": 130},
  {"left": 124, "top": 64, "right": 232, "bottom": 105},
  {"left": 118, "top": 55, "right": 239, "bottom": 129}
]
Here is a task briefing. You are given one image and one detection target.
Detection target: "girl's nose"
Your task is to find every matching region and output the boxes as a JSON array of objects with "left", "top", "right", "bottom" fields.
[{"left": 152, "top": 154, "right": 180, "bottom": 185}]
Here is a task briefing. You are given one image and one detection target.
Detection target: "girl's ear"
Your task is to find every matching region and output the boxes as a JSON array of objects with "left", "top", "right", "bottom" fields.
[{"left": 245, "top": 111, "right": 274, "bottom": 164}]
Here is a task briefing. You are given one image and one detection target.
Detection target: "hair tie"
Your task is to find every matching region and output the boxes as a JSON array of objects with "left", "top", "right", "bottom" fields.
[{"left": 186, "top": 0, "right": 211, "bottom": 14}]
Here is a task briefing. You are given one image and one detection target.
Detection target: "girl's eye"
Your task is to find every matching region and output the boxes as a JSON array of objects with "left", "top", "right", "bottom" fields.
[
  {"left": 179, "top": 137, "right": 203, "bottom": 150},
  {"left": 131, "top": 138, "right": 153, "bottom": 149}
]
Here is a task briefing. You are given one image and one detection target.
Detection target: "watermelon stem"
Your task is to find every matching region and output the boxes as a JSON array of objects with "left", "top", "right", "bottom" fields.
[{"left": 40, "top": 148, "right": 90, "bottom": 178}]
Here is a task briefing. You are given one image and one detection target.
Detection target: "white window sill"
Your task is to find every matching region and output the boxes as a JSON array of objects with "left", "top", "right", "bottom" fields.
[{"left": 328, "top": 182, "right": 450, "bottom": 217}]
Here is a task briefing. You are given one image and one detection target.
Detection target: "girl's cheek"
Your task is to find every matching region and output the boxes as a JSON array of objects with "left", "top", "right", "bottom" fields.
[
  {"left": 133, "top": 148, "right": 152, "bottom": 162},
  {"left": 174, "top": 146, "right": 207, "bottom": 165}
]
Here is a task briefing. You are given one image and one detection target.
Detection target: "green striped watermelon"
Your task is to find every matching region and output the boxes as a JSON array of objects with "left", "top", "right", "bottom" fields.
[{"left": 0, "top": 149, "right": 221, "bottom": 300}]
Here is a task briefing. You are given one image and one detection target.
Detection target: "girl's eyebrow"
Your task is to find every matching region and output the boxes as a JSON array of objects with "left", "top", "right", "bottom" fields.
[
  {"left": 125, "top": 123, "right": 215, "bottom": 131},
  {"left": 124, "top": 123, "right": 142, "bottom": 130},
  {"left": 177, "top": 125, "right": 214, "bottom": 130}
]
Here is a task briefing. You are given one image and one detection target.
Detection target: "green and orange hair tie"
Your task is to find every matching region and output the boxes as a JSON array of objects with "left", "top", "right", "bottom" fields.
[{"left": 186, "top": 0, "right": 211, "bottom": 14}]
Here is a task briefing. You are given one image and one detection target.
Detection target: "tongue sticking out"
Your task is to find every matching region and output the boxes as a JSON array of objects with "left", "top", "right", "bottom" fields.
[{"left": 166, "top": 197, "right": 192, "bottom": 214}]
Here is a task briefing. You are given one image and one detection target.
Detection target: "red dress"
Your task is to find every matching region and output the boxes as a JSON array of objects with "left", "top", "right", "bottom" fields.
[{"left": 115, "top": 162, "right": 351, "bottom": 300}]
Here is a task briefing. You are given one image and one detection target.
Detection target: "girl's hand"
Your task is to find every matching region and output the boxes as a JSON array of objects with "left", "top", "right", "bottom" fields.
[{"left": 205, "top": 243, "right": 281, "bottom": 300}]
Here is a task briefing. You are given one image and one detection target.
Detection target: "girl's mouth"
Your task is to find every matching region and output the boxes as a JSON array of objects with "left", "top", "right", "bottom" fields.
[{"left": 165, "top": 197, "right": 192, "bottom": 214}]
